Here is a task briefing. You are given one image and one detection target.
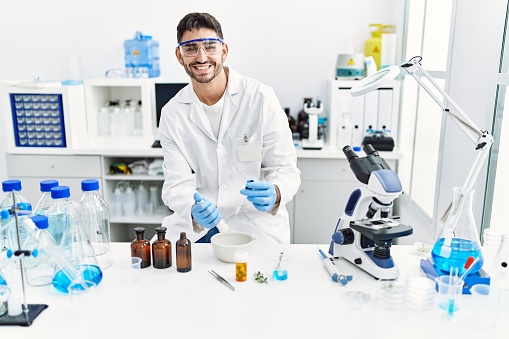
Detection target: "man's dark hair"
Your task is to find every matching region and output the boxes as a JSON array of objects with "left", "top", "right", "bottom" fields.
[{"left": 177, "top": 12, "right": 224, "bottom": 43}]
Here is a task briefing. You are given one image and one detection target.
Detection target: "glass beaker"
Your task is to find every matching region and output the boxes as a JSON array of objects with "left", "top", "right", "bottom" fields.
[{"left": 431, "top": 187, "right": 484, "bottom": 275}]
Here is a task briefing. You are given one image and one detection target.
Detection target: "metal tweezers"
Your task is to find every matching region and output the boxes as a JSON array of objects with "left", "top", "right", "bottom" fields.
[{"left": 208, "top": 270, "right": 235, "bottom": 291}]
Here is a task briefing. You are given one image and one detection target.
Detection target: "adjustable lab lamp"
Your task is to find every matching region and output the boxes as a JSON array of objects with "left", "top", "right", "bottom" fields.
[
  {"left": 350, "top": 56, "right": 493, "bottom": 290},
  {"left": 350, "top": 56, "right": 494, "bottom": 221}
]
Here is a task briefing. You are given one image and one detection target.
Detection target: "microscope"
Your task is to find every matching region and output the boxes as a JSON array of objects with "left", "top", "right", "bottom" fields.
[
  {"left": 301, "top": 99, "right": 324, "bottom": 150},
  {"left": 329, "top": 144, "right": 413, "bottom": 279}
]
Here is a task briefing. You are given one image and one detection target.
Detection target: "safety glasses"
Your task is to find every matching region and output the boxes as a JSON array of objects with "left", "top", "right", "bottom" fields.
[{"left": 178, "top": 37, "right": 224, "bottom": 57}]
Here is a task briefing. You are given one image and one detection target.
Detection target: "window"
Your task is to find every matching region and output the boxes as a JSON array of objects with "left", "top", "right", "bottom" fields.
[{"left": 398, "top": 0, "right": 453, "bottom": 219}]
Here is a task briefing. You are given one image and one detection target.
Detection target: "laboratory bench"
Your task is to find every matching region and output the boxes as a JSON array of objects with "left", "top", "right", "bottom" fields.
[{"left": 1, "top": 242, "right": 507, "bottom": 338}]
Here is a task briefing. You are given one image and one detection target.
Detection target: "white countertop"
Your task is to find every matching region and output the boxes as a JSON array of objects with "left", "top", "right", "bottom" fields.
[
  {"left": 295, "top": 145, "right": 402, "bottom": 159},
  {"left": 17, "top": 144, "right": 402, "bottom": 159},
  {"left": 1, "top": 243, "right": 507, "bottom": 338}
]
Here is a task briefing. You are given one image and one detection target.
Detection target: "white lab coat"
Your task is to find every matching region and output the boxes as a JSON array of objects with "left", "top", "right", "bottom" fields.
[{"left": 159, "top": 67, "right": 301, "bottom": 243}]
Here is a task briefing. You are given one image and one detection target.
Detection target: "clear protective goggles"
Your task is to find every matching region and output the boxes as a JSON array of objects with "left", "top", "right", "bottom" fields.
[{"left": 178, "top": 37, "right": 224, "bottom": 57}]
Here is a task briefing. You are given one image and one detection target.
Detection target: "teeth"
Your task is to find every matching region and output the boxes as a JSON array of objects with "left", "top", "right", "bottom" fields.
[{"left": 196, "top": 66, "right": 208, "bottom": 70}]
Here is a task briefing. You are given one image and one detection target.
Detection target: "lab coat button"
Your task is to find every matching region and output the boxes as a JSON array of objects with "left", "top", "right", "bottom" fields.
[
  {"left": 217, "top": 144, "right": 222, "bottom": 149},
  {"left": 221, "top": 184, "right": 227, "bottom": 190}
]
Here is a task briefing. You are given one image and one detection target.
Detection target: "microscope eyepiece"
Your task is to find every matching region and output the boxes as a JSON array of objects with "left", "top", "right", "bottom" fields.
[
  {"left": 363, "top": 144, "right": 378, "bottom": 156},
  {"left": 343, "top": 145, "right": 358, "bottom": 163}
]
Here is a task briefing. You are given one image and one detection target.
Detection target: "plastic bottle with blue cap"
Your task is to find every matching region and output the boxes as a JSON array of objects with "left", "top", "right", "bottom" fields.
[
  {"left": 34, "top": 180, "right": 59, "bottom": 216},
  {"left": 0, "top": 179, "right": 30, "bottom": 211},
  {"left": 47, "top": 186, "right": 72, "bottom": 245},
  {"left": 0, "top": 209, "right": 13, "bottom": 269},
  {"left": 6, "top": 202, "right": 33, "bottom": 269},
  {"left": 79, "top": 179, "right": 114, "bottom": 269}
]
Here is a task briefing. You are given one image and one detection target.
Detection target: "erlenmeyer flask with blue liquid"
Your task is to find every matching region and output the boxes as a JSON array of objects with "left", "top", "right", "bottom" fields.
[
  {"left": 431, "top": 187, "right": 484, "bottom": 275},
  {"left": 55, "top": 201, "right": 103, "bottom": 293},
  {"left": 23, "top": 215, "right": 102, "bottom": 293}
]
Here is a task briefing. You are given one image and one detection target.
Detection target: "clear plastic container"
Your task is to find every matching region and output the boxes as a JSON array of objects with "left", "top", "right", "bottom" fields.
[
  {"left": 0, "top": 180, "right": 30, "bottom": 210},
  {"left": 34, "top": 179, "right": 59, "bottom": 216},
  {"left": 47, "top": 186, "right": 71, "bottom": 245},
  {"left": 79, "top": 179, "right": 114, "bottom": 269},
  {"left": 124, "top": 31, "right": 160, "bottom": 78}
]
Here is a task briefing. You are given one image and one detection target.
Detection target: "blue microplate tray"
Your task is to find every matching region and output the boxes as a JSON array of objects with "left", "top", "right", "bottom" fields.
[{"left": 420, "top": 257, "right": 490, "bottom": 294}]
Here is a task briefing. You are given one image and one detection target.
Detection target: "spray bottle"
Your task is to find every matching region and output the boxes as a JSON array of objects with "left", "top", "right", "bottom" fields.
[{"left": 364, "top": 24, "right": 383, "bottom": 70}]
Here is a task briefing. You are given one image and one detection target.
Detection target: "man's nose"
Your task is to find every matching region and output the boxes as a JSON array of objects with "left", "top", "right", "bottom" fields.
[{"left": 196, "top": 47, "right": 208, "bottom": 62}]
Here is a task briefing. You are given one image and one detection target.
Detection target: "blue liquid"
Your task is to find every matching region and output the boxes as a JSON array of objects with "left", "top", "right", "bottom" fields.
[
  {"left": 431, "top": 238, "right": 483, "bottom": 275},
  {"left": 52, "top": 264, "right": 103, "bottom": 293},
  {"left": 439, "top": 299, "right": 459, "bottom": 313},
  {"left": 273, "top": 269, "right": 288, "bottom": 281}
]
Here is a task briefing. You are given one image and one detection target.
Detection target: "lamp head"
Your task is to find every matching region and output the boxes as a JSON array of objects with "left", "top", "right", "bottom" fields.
[{"left": 350, "top": 65, "right": 401, "bottom": 97}]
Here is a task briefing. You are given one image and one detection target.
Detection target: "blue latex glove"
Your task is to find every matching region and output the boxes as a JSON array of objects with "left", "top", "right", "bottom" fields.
[
  {"left": 191, "top": 193, "right": 221, "bottom": 229},
  {"left": 239, "top": 180, "right": 277, "bottom": 212}
]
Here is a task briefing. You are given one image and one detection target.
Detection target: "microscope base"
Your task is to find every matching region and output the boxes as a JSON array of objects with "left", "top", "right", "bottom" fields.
[
  {"left": 331, "top": 243, "right": 400, "bottom": 280},
  {"left": 420, "top": 258, "right": 490, "bottom": 294}
]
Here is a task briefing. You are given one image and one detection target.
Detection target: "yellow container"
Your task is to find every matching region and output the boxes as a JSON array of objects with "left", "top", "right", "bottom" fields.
[{"left": 364, "top": 24, "right": 383, "bottom": 70}]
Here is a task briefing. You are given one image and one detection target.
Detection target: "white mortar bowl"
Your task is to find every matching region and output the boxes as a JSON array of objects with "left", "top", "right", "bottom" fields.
[{"left": 211, "top": 232, "right": 257, "bottom": 263}]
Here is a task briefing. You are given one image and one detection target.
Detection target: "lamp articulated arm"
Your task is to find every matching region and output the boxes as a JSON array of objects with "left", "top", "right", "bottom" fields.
[{"left": 350, "top": 56, "right": 494, "bottom": 224}]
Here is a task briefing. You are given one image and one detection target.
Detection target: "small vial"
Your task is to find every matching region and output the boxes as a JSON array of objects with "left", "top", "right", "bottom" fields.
[
  {"left": 176, "top": 232, "right": 192, "bottom": 272},
  {"left": 131, "top": 227, "right": 151, "bottom": 268},
  {"left": 152, "top": 226, "right": 172, "bottom": 269},
  {"left": 235, "top": 251, "right": 249, "bottom": 282}
]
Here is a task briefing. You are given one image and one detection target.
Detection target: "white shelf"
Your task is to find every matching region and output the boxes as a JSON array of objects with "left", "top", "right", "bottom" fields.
[
  {"left": 110, "top": 211, "right": 168, "bottom": 224},
  {"left": 104, "top": 174, "right": 163, "bottom": 181}
]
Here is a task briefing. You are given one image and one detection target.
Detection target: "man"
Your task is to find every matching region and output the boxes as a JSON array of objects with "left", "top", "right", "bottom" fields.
[{"left": 160, "top": 12, "right": 301, "bottom": 243}]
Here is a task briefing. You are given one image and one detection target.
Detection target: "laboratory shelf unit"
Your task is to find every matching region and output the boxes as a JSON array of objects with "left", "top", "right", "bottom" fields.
[
  {"left": 83, "top": 78, "right": 157, "bottom": 151},
  {"left": 100, "top": 155, "right": 170, "bottom": 241}
]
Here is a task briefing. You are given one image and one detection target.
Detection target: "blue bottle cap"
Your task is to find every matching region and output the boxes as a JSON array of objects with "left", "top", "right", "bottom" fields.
[
  {"left": 16, "top": 202, "right": 32, "bottom": 211},
  {"left": 81, "top": 179, "right": 99, "bottom": 192},
  {"left": 40, "top": 180, "right": 59, "bottom": 192},
  {"left": 0, "top": 209, "right": 10, "bottom": 220},
  {"left": 2, "top": 179, "right": 22, "bottom": 192},
  {"left": 30, "top": 215, "right": 49, "bottom": 229},
  {"left": 51, "top": 186, "right": 70, "bottom": 199}
]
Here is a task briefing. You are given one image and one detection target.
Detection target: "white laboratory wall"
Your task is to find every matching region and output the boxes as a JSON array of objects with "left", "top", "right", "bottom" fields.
[{"left": 0, "top": 0, "right": 405, "bottom": 181}]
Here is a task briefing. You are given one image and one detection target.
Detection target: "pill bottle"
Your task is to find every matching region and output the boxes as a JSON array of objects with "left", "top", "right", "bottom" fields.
[{"left": 235, "top": 251, "right": 249, "bottom": 282}]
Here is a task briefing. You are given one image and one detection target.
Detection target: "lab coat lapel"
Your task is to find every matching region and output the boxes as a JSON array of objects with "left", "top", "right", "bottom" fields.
[
  {"left": 189, "top": 93, "right": 216, "bottom": 142},
  {"left": 218, "top": 69, "right": 242, "bottom": 143}
]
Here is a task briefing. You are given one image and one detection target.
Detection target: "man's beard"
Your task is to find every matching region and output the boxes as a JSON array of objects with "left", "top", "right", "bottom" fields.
[{"left": 185, "top": 59, "right": 223, "bottom": 84}]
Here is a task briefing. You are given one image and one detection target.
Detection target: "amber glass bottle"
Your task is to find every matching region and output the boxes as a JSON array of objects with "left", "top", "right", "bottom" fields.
[
  {"left": 152, "top": 226, "right": 172, "bottom": 269},
  {"left": 131, "top": 227, "right": 151, "bottom": 268},
  {"left": 176, "top": 232, "right": 192, "bottom": 272}
]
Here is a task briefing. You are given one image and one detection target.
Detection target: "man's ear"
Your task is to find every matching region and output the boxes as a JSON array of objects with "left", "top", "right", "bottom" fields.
[
  {"left": 221, "top": 43, "right": 229, "bottom": 63},
  {"left": 175, "top": 47, "right": 185, "bottom": 66}
]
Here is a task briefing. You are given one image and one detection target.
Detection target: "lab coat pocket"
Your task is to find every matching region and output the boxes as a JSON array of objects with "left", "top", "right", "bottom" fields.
[{"left": 231, "top": 133, "right": 261, "bottom": 171}]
